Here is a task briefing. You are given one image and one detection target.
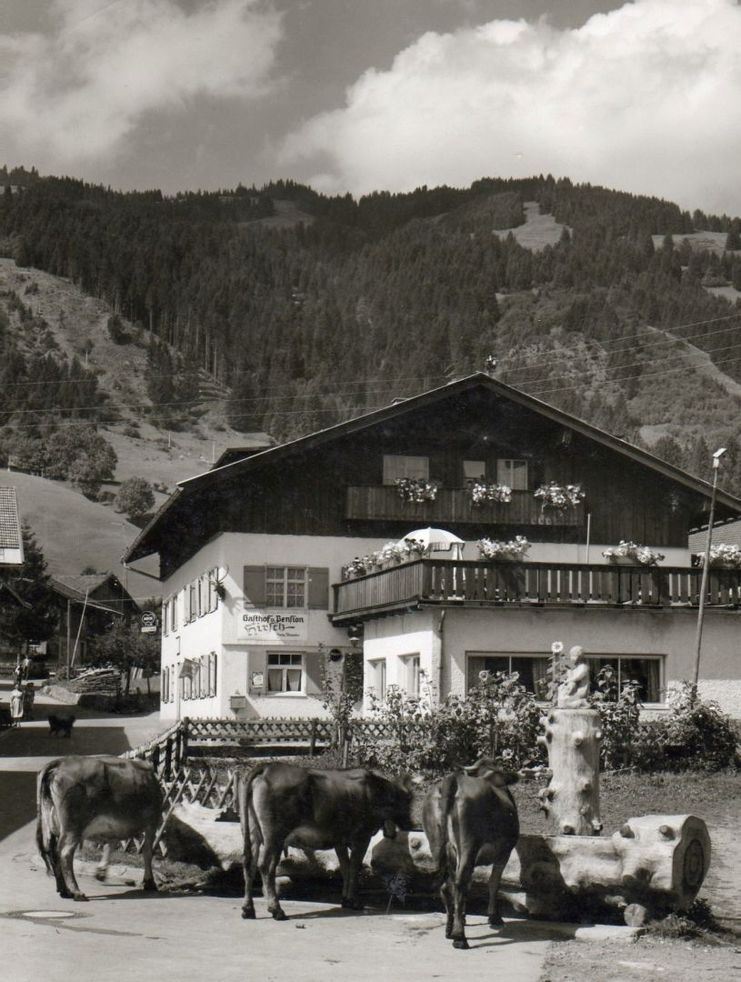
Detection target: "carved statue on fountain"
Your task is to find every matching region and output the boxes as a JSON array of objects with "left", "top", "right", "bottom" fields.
[{"left": 557, "top": 645, "right": 591, "bottom": 709}]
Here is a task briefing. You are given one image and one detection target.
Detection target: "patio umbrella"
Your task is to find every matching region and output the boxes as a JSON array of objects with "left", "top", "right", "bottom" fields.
[{"left": 398, "top": 527, "right": 465, "bottom": 557}]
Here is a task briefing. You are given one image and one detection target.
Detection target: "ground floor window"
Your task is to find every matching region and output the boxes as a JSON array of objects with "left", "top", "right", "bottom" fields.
[
  {"left": 468, "top": 653, "right": 551, "bottom": 699},
  {"left": 368, "top": 658, "right": 387, "bottom": 701},
  {"left": 466, "top": 652, "right": 663, "bottom": 703},
  {"left": 588, "top": 656, "right": 662, "bottom": 703},
  {"left": 401, "top": 653, "right": 421, "bottom": 698},
  {"left": 267, "top": 652, "right": 304, "bottom": 693}
]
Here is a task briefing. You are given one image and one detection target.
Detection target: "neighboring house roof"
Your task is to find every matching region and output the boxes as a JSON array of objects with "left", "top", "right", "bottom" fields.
[
  {"left": 50, "top": 573, "right": 129, "bottom": 615},
  {"left": 0, "top": 487, "right": 24, "bottom": 567},
  {"left": 211, "top": 433, "right": 276, "bottom": 469},
  {"left": 689, "top": 517, "right": 741, "bottom": 553},
  {"left": 124, "top": 372, "right": 741, "bottom": 564},
  {"left": 0, "top": 580, "right": 31, "bottom": 608}
]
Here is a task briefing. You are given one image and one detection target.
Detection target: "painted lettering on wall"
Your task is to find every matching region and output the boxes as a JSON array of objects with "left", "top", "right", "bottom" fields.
[{"left": 238, "top": 608, "right": 308, "bottom": 642}]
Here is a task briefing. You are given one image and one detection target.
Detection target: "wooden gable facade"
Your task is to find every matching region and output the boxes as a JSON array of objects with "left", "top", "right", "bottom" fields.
[{"left": 127, "top": 373, "right": 740, "bottom": 579}]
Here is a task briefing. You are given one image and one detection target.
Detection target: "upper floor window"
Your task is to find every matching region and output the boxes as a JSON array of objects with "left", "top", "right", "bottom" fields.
[
  {"left": 497, "top": 458, "right": 528, "bottom": 490},
  {"left": 383, "top": 455, "right": 429, "bottom": 485},
  {"left": 266, "top": 566, "right": 306, "bottom": 608},
  {"left": 244, "top": 566, "right": 329, "bottom": 610},
  {"left": 463, "top": 459, "right": 486, "bottom": 483}
]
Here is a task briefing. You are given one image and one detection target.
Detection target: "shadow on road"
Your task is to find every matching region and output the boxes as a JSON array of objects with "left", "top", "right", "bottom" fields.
[
  {"left": 0, "top": 771, "right": 37, "bottom": 841},
  {"left": 0, "top": 725, "right": 132, "bottom": 758}
]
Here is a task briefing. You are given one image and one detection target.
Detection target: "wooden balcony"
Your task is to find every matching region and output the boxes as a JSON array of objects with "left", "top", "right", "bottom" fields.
[
  {"left": 331, "top": 558, "right": 741, "bottom": 623},
  {"left": 345, "top": 486, "right": 584, "bottom": 526}
]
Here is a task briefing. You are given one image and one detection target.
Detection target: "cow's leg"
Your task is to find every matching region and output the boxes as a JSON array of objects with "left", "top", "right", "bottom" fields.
[
  {"left": 335, "top": 845, "right": 351, "bottom": 907},
  {"left": 58, "top": 832, "right": 87, "bottom": 901},
  {"left": 47, "top": 836, "right": 71, "bottom": 899},
  {"left": 450, "top": 846, "right": 477, "bottom": 949},
  {"left": 241, "top": 819, "right": 259, "bottom": 920},
  {"left": 486, "top": 846, "right": 512, "bottom": 927},
  {"left": 141, "top": 826, "right": 158, "bottom": 892},
  {"left": 259, "top": 841, "right": 287, "bottom": 921},
  {"left": 343, "top": 835, "right": 371, "bottom": 910},
  {"left": 441, "top": 874, "right": 455, "bottom": 939},
  {"left": 94, "top": 843, "right": 111, "bottom": 882}
]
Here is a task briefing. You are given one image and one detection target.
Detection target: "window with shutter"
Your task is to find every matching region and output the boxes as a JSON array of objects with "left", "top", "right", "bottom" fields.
[
  {"left": 307, "top": 567, "right": 329, "bottom": 609},
  {"left": 243, "top": 566, "right": 266, "bottom": 607}
]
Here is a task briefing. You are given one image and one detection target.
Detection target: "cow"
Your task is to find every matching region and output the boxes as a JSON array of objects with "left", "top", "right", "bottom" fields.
[
  {"left": 47, "top": 713, "right": 76, "bottom": 737},
  {"left": 422, "top": 757, "right": 519, "bottom": 950},
  {"left": 36, "top": 755, "right": 163, "bottom": 901},
  {"left": 238, "top": 762, "right": 414, "bottom": 921}
]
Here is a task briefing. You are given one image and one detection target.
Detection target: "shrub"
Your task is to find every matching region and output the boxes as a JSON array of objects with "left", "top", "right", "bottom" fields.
[
  {"left": 350, "top": 672, "right": 544, "bottom": 778},
  {"left": 114, "top": 477, "right": 155, "bottom": 521},
  {"left": 661, "top": 682, "right": 738, "bottom": 772}
]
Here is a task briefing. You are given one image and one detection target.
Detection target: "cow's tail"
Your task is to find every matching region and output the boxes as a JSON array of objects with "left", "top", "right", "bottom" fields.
[
  {"left": 36, "top": 760, "right": 59, "bottom": 877},
  {"left": 238, "top": 764, "right": 269, "bottom": 868},
  {"left": 435, "top": 773, "right": 459, "bottom": 873}
]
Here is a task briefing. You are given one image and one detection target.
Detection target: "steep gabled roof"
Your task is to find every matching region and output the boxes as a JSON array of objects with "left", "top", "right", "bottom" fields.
[
  {"left": 124, "top": 372, "right": 741, "bottom": 564},
  {"left": 50, "top": 573, "right": 130, "bottom": 615}
]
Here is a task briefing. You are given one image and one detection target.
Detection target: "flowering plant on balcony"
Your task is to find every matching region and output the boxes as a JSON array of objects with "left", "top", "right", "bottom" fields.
[
  {"left": 341, "top": 538, "right": 430, "bottom": 580},
  {"left": 468, "top": 481, "right": 512, "bottom": 505},
  {"left": 395, "top": 477, "right": 439, "bottom": 503},
  {"left": 602, "top": 540, "right": 665, "bottom": 566},
  {"left": 696, "top": 542, "right": 741, "bottom": 568},
  {"left": 534, "top": 482, "right": 585, "bottom": 511},
  {"left": 477, "top": 536, "right": 531, "bottom": 562}
]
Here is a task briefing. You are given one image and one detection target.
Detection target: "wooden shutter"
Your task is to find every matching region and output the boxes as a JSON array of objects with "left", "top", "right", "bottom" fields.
[
  {"left": 304, "top": 651, "right": 323, "bottom": 695},
  {"left": 307, "top": 567, "right": 329, "bottom": 609},
  {"left": 243, "top": 566, "right": 266, "bottom": 607}
]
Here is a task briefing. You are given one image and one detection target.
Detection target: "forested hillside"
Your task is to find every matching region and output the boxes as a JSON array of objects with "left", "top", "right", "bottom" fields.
[{"left": 2, "top": 168, "right": 741, "bottom": 491}]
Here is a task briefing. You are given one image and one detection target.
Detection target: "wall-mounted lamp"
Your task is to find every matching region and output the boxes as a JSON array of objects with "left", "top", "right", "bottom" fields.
[{"left": 347, "top": 624, "right": 363, "bottom": 649}]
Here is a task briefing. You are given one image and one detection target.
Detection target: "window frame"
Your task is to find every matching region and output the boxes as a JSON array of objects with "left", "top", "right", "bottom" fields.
[
  {"left": 463, "top": 459, "right": 487, "bottom": 483},
  {"left": 266, "top": 652, "right": 305, "bottom": 695},
  {"left": 382, "top": 454, "right": 430, "bottom": 485},
  {"left": 401, "top": 653, "right": 421, "bottom": 698},
  {"left": 368, "top": 657, "right": 387, "bottom": 701},
  {"left": 496, "top": 458, "right": 528, "bottom": 490}
]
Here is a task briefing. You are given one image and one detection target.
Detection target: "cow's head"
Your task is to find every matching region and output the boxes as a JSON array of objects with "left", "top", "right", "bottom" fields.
[
  {"left": 373, "top": 772, "right": 416, "bottom": 834},
  {"left": 463, "top": 757, "right": 519, "bottom": 787}
]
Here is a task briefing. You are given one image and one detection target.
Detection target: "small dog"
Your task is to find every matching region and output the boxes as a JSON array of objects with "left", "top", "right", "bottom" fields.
[{"left": 47, "top": 713, "right": 76, "bottom": 737}]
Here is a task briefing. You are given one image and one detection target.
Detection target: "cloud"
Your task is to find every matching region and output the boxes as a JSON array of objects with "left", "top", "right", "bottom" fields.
[
  {"left": 281, "top": 0, "right": 741, "bottom": 214},
  {"left": 0, "top": 0, "right": 283, "bottom": 165}
]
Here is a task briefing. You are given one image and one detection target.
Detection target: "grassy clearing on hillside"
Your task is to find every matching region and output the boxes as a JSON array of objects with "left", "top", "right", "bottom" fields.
[{"left": 493, "top": 201, "right": 570, "bottom": 252}]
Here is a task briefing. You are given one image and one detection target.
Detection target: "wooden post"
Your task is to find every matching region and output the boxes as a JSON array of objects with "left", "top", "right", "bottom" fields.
[{"left": 539, "top": 708, "right": 603, "bottom": 835}]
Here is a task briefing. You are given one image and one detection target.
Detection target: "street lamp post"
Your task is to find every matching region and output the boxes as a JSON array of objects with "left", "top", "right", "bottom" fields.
[{"left": 691, "top": 447, "right": 726, "bottom": 700}]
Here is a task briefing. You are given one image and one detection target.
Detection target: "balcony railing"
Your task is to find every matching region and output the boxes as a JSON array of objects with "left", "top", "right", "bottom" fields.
[
  {"left": 345, "top": 486, "right": 584, "bottom": 526},
  {"left": 331, "top": 558, "right": 741, "bottom": 622}
]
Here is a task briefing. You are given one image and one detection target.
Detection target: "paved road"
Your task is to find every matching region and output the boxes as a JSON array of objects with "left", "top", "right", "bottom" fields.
[{"left": 0, "top": 690, "right": 568, "bottom": 982}]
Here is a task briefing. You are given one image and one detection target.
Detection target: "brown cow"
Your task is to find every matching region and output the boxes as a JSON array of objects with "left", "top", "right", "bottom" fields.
[
  {"left": 36, "top": 756, "right": 162, "bottom": 901},
  {"left": 422, "top": 757, "right": 519, "bottom": 949},
  {"left": 239, "top": 762, "right": 414, "bottom": 921}
]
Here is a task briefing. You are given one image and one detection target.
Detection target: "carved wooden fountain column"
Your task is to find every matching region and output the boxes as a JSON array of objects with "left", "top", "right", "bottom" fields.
[{"left": 538, "top": 646, "right": 604, "bottom": 835}]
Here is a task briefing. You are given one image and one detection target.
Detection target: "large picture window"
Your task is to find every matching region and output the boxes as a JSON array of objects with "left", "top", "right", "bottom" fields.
[
  {"left": 267, "top": 653, "right": 303, "bottom": 693},
  {"left": 467, "top": 652, "right": 663, "bottom": 703},
  {"left": 467, "top": 653, "right": 550, "bottom": 699}
]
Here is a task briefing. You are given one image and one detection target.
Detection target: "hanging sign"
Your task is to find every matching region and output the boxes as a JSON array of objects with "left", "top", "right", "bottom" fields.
[{"left": 140, "top": 611, "right": 158, "bottom": 634}]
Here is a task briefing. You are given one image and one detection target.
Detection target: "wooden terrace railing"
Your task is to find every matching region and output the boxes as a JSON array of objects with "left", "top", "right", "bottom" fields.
[
  {"left": 345, "top": 486, "right": 585, "bottom": 527},
  {"left": 331, "top": 558, "right": 741, "bottom": 622}
]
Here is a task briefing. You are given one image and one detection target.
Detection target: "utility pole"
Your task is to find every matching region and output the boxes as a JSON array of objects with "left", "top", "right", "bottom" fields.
[{"left": 692, "top": 447, "right": 726, "bottom": 701}]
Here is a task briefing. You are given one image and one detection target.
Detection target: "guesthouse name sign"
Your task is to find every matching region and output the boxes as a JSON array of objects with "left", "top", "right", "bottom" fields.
[{"left": 238, "top": 608, "right": 308, "bottom": 643}]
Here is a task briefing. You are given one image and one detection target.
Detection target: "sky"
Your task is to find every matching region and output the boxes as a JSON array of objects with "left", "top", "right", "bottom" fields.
[{"left": 2, "top": 0, "right": 741, "bottom": 215}]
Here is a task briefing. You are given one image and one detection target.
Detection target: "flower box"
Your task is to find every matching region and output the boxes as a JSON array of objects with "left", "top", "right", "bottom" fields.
[
  {"left": 602, "top": 541, "right": 665, "bottom": 566},
  {"left": 477, "top": 536, "right": 531, "bottom": 563},
  {"left": 395, "top": 477, "right": 439, "bottom": 503},
  {"left": 534, "top": 482, "right": 585, "bottom": 511}
]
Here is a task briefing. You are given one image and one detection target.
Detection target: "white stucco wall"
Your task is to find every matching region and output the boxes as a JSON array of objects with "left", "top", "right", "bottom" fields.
[
  {"left": 159, "top": 532, "right": 392, "bottom": 721},
  {"left": 361, "top": 605, "right": 741, "bottom": 718}
]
